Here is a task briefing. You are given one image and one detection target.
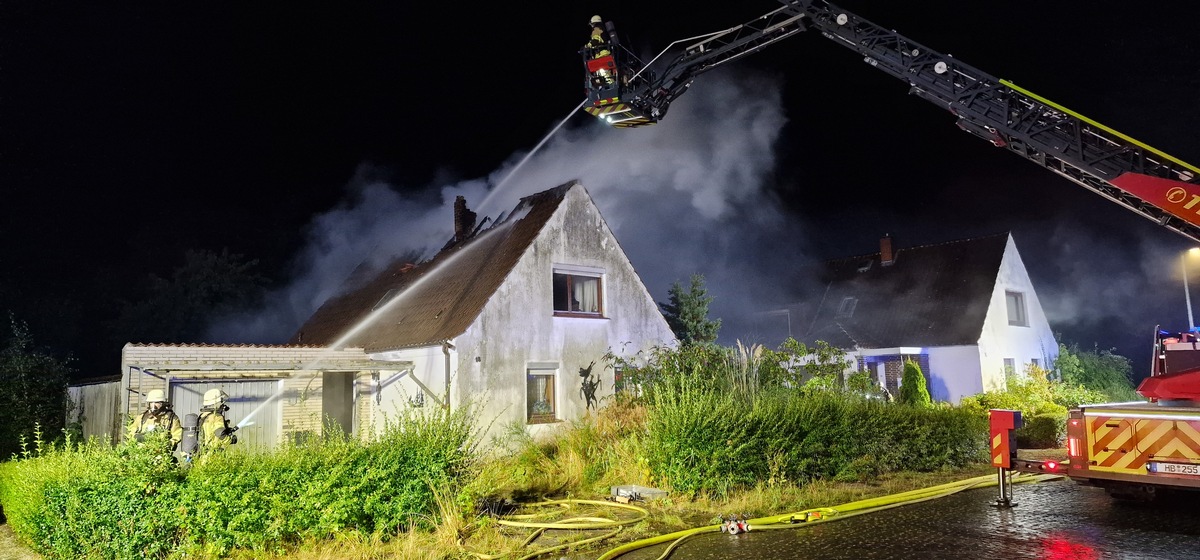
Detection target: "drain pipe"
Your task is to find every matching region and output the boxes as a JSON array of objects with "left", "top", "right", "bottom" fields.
[{"left": 442, "top": 341, "right": 454, "bottom": 412}]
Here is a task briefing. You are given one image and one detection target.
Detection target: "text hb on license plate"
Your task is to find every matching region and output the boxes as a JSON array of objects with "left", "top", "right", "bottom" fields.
[{"left": 1148, "top": 461, "right": 1200, "bottom": 475}]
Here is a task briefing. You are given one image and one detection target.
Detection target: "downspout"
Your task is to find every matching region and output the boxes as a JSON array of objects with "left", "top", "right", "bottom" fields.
[{"left": 442, "top": 341, "right": 454, "bottom": 412}]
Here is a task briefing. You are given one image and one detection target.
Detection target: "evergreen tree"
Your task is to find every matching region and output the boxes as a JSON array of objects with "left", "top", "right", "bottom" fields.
[
  {"left": 658, "top": 274, "right": 721, "bottom": 346},
  {"left": 898, "top": 359, "right": 931, "bottom": 406}
]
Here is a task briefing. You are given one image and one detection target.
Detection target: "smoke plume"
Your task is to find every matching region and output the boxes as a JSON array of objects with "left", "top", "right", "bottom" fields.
[{"left": 205, "top": 68, "right": 817, "bottom": 345}]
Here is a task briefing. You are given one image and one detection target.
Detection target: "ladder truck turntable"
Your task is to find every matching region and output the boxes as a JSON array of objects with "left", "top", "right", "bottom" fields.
[{"left": 581, "top": 1, "right": 1200, "bottom": 500}]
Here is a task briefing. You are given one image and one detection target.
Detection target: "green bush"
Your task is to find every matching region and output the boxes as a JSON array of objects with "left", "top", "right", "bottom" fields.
[
  {"left": 0, "top": 408, "right": 478, "bottom": 559},
  {"left": 643, "top": 387, "right": 986, "bottom": 495},
  {"left": 897, "top": 360, "right": 931, "bottom": 407},
  {"left": 1016, "top": 412, "right": 1065, "bottom": 449},
  {"left": 0, "top": 431, "right": 183, "bottom": 559}
]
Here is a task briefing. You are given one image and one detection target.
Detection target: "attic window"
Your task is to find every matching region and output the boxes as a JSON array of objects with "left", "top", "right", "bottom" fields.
[
  {"left": 1005, "top": 291, "right": 1028, "bottom": 327},
  {"left": 373, "top": 288, "right": 400, "bottom": 310},
  {"left": 837, "top": 296, "right": 858, "bottom": 318},
  {"left": 857, "top": 260, "right": 873, "bottom": 273},
  {"left": 553, "top": 269, "right": 604, "bottom": 317}
]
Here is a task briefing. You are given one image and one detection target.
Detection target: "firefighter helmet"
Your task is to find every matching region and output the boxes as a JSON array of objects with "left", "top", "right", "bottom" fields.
[
  {"left": 590, "top": 15, "right": 602, "bottom": 26},
  {"left": 203, "top": 389, "right": 229, "bottom": 407},
  {"left": 146, "top": 389, "right": 166, "bottom": 403}
]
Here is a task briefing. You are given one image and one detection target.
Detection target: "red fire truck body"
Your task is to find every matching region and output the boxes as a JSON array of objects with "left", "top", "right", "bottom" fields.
[{"left": 1059, "top": 330, "right": 1200, "bottom": 499}]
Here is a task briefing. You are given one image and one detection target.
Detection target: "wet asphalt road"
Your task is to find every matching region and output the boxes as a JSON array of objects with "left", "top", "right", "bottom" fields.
[{"left": 618, "top": 479, "right": 1200, "bottom": 559}]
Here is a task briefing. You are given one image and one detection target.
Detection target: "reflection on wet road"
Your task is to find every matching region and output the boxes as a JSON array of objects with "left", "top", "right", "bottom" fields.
[{"left": 619, "top": 479, "right": 1200, "bottom": 559}]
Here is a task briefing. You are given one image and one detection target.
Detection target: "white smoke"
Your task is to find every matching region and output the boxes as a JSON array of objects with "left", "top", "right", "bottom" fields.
[{"left": 205, "top": 68, "right": 816, "bottom": 344}]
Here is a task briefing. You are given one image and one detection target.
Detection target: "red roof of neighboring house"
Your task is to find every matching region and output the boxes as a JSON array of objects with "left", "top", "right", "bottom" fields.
[{"left": 289, "top": 182, "right": 576, "bottom": 353}]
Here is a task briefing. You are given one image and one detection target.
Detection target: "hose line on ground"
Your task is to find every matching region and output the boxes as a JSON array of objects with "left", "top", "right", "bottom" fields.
[
  {"left": 596, "top": 472, "right": 1061, "bottom": 560},
  {"left": 464, "top": 498, "right": 649, "bottom": 560}
]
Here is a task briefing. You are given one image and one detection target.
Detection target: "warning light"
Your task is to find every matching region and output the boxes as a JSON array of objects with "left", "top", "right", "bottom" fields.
[{"left": 1045, "top": 461, "right": 1059, "bottom": 472}]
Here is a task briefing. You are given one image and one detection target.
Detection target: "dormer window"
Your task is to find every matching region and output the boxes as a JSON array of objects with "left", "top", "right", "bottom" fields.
[
  {"left": 857, "top": 260, "right": 873, "bottom": 273},
  {"left": 373, "top": 288, "right": 400, "bottom": 310},
  {"left": 838, "top": 296, "right": 858, "bottom": 318}
]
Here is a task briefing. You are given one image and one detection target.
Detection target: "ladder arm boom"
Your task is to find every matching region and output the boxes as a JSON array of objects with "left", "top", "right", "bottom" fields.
[{"left": 791, "top": 0, "right": 1200, "bottom": 242}]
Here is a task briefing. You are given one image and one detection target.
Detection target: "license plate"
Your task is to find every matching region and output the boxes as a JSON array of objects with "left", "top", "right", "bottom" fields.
[{"left": 1148, "top": 461, "right": 1200, "bottom": 476}]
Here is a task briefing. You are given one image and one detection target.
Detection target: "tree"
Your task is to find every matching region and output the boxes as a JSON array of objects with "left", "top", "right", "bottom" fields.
[
  {"left": 1053, "top": 342, "right": 1137, "bottom": 401},
  {"left": 110, "top": 249, "right": 267, "bottom": 345},
  {"left": 897, "top": 359, "right": 931, "bottom": 406},
  {"left": 0, "top": 315, "right": 73, "bottom": 458},
  {"left": 658, "top": 274, "right": 721, "bottom": 346}
]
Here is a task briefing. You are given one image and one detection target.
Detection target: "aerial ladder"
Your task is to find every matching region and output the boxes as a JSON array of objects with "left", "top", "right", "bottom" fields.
[
  {"left": 582, "top": 1, "right": 1200, "bottom": 499},
  {"left": 581, "top": 0, "right": 1200, "bottom": 245}
]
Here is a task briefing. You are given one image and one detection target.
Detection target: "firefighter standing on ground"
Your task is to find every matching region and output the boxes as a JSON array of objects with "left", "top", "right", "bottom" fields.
[
  {"left": 198, "top": 389, "right": 238, "bottom": 453},
  {"left": 127, "top": 389, "right": 183, "bottom": 450}
]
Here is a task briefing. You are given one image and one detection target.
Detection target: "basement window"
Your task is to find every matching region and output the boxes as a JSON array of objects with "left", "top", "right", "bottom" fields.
[
  {"left": 527, "top": 367, "right": 558, "bottom": 424},
  {"left": 553, "top": 269, "right": 604, "bottom": 317},
  {"left": 1006, "top": 291, "right": 1028, "bottom": 327}
]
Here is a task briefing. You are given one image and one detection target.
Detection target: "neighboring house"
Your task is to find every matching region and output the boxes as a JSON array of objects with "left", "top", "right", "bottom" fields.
[
  {"left": 796, "top": 233, "right": 1057, "bottom": 403},
  {"left": 107, "top": 181, "right": 675, "bottom": 447}
]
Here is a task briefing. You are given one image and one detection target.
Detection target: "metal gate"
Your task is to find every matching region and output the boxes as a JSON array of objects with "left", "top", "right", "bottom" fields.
[{"left": 169, "top": 379, "right": 282, "bottom": 450}]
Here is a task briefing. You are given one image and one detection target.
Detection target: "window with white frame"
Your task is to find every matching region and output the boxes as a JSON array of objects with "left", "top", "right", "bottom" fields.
[
  {"left": 527, "top": 365, "right": 558, "bottom": 423},
  {"left": 553, "top": 268, "right": 603, "bottom": 316},
  {"left": 1003, "top": 358, "right": 1016, "bottom": 376},
  {"left": 1006, "top": 291, "right": 1028, "bottom": 326}
]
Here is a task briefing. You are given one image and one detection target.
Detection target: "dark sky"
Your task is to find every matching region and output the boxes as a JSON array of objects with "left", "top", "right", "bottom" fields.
[{"left": 3, "top": 1, "right": 1199, "bottom": 381}]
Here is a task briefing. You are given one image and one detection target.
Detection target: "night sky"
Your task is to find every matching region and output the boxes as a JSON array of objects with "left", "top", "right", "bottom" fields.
[{"left": 3, "top": 1, "right": 1198, "bottom": 381}]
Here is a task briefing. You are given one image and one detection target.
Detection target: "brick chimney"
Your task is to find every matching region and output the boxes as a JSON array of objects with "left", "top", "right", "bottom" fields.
[
  {"left": 880, "top": 234, "right": 894, "bottom": 266},
  {"left": 453, "top": 195, "right": 477, "bottom": 242}
]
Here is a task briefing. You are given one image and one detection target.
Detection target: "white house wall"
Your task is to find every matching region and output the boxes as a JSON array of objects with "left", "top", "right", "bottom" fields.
[
  {"left": 926, "top": 345, "right": 984, "bottom": 404},
  {"left": 367, "top": 345, "right": 451, "bottom": 428},
  {"left": 455, "top": 185, "right": 675, "bottom": 442},
  {"left": 978, "top": 235, "right": 1059, "bottom": 390}
]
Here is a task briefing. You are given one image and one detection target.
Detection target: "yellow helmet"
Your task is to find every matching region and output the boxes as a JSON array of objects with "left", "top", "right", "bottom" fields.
[
  {"left": 203, "top": 389, "right": 229, "bottom": 407},
  {"left": 146, "top": 389, "right": 166, "bottom": 403}
]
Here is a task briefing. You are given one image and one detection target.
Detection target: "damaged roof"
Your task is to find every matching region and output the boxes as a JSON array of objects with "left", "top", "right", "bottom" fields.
[
  {"left": 801, "top": 232, "right": 1011, "bottom": 349},
  {"left": 290, "top": 181, "right": 577, "bottom": 353}
]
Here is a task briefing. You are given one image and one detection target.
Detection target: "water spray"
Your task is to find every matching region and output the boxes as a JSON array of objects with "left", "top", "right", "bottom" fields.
[{"left": 477, "top": 98, "right": 587, "bottom": 214}]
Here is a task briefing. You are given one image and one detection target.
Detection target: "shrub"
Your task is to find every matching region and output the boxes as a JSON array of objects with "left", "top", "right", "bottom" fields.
[
  {"left": 897, "top": 360, "right": 931, "bottom": 407},
  {"left": 1016, "top": 412, "right": 1065, "bottom": 449},
  {"left": 0, "top": 407, "right": 478, "bottom": 559},
  {"left": 0, "top": 432, "right": 183, "bottom": 559}
]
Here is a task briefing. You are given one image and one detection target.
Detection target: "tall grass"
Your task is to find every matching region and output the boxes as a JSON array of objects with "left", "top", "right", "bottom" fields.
[{"left": 644, "top": 382, "right": 986, "bottom": 495}]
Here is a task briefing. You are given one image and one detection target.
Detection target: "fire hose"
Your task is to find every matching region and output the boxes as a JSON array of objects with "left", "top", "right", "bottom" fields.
[
  {"left": 462, "top": 498, "right": 649, "bottom": 560},
  {"left": 469, "top": 472, "right": 1058, "bottom": 560},
  {"left": 596, "top": 472, "right": 1060, "bottom": 560}
]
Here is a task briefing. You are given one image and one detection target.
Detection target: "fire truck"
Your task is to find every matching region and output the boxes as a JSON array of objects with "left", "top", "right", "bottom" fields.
[{"left": 580, "top": 1, "right": 1200, "bottom": 499}]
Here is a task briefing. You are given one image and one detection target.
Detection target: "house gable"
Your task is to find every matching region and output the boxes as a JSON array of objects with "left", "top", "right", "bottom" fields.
[
  {"left": 801, "top": 233, "right": 1010, "bottom": 349},
  {"left": 977, "top": 235, "right": 1058, "bottom": 389}
]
